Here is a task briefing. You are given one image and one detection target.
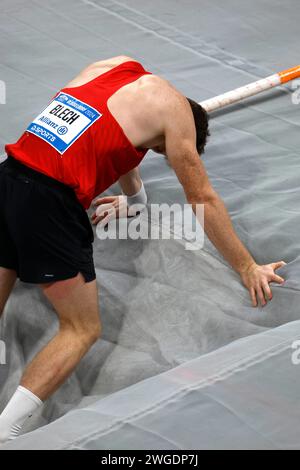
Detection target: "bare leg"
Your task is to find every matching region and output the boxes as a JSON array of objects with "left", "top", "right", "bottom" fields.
[
  {"left": 20, "top": 273, "right": 101, "bottom": 401},
  {"left": 0, "top": 268, "right": 17, "bottom": 318}
]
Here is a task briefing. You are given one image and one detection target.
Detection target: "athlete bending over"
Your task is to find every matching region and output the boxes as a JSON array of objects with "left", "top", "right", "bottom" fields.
[{"left": 0, "top": 56, "right": 285, "bottom": 444}]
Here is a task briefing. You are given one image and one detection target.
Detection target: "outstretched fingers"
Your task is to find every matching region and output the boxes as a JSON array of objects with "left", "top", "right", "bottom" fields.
[
  {"left": 256, "top": 285, "right": 267, "bottom": 307},
  {"left": 271, "top": 273, "right": 285, "bottom": 284},
  {"left": 250, "top": 287, "right": 257, "bottom": 308},
  {"left": 271, "top": 261, "right": 286, "bottom": 271},
  {"left": 262, "top": 281, "right": 273, "bottom": 301},
  {"left": 93, "top": 196, "right": 116, "bottom": 208}
]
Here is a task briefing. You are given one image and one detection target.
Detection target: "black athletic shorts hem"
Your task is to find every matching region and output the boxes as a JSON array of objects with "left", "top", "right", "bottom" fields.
[{"left": 0, "top": 156, "right": 96, "bottom": 284}]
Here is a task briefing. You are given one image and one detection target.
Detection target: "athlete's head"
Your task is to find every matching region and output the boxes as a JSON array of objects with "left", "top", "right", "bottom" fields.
[{"left": 186, "top": 98, "right": 210, "bottom": 155}]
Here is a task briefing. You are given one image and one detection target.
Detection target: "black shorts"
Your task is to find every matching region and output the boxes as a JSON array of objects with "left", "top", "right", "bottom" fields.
[{"left": 0, "top": 156, "right": 96, "bottom": 284}]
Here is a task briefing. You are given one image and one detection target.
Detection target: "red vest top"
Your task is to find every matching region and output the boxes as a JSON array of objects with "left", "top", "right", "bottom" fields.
[{"left": 5, "top": 61, "right": 152, "bottom": 209}]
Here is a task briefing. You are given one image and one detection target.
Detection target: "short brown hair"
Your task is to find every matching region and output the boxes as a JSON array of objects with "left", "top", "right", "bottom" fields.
[{"left": 186, "top": 98, "right": 210, "bottom": 155}]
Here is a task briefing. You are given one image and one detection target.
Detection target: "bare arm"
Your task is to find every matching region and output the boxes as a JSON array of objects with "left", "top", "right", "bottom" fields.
[
  {"left": 170, "top": 144, "right": 256, "bottom": 274},
  {"left": 91, "top": 167, "right": 144, "bottom": 225},
  {"left": 163, "top": 93, "right": 285, "bottom": 306},
  {"left": 118, "top": 167, "right": 142, "bottom": 196}
]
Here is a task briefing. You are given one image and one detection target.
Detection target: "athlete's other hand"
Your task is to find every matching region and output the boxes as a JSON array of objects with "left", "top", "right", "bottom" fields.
[
  {"left": 91, "top": 195, "right": 128, "bottom": 226},
  {"left": 240, "top": 261, "right": 286, "bottom": 307}
]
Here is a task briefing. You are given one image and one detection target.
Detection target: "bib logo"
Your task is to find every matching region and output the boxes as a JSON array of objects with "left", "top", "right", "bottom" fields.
[
  {"left": 57, "top": 126, "right": 68, "bottom": 136},
  {"left": 59, "top": 94, "right": 69, "bottom": 102}
]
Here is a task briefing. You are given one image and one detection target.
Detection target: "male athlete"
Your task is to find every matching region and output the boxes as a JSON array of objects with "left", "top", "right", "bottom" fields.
[{"left": 0, "top": 56, "right": 285, "bottom": 444}]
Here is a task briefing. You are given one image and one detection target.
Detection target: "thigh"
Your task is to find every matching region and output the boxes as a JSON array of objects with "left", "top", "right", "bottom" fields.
[
  {"left": 0, "top": 267, "right": 17, "bottom": 316},
  {"left": 40, "top": 273, "right": 100, "bottom": 331}
]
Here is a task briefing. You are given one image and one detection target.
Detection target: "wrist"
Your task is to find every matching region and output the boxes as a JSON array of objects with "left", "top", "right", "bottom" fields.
[
  {"left": 236, "top": 259, "right": 257, "bottom": 276},
  {"left": 124, "top": 181, "right": 147, "bottom": 207},
  {"left": 123, "top": 182, "right": 148, "bottom": 217}
]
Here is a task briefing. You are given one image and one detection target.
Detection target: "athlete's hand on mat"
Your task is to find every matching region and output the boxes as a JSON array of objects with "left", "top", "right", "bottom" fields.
[
  {"left": 240, "top": 261, "right": 286, "bottom": 307},
  {"left": 91, "top": 195, "right": 129, "bottom": 226}
]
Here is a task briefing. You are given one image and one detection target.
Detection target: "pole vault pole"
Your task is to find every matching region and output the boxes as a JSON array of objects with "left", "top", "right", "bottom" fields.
[{"left": 200, "top": 65, "right": 300, "bottom": 112}]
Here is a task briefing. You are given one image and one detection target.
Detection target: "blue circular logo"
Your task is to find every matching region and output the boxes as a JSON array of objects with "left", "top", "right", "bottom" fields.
[{"left": 57, "top": 126, "right": 68, "bottom": 135}]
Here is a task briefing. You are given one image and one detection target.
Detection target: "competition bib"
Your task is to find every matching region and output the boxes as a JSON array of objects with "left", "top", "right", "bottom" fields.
[{"left": 27, "top": 92, "right": 102, "bottom": 154}]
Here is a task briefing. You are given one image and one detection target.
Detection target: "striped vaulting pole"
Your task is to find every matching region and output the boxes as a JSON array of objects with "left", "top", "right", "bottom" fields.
[{"left": 200, "top": 65, "right": 300, "bottom": 112}]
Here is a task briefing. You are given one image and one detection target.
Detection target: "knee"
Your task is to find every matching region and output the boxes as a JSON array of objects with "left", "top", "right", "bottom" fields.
[
  {"left": 61, "top": 319, "right": 102, "bottom": 348},
  {"left": 87, "top": 322, "right": 102, "bottom": 344},
  {"left": 81, "top": 324, "right": 102, "bottom": 349}
]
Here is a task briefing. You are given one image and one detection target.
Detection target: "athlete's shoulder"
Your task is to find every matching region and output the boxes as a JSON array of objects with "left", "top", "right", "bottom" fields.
[
  {"left": 139, "top": 74, "right": 188, "bottom": 115},
  {"left": 65, "top": 56, "right": 139, "bottom": 88},
  {"left": 132, "top": 73, "right": 190, "bottom": 138},
  {"left": 138, "top": 73, "right": 179, "bottom": 95},
  {"left": 89, "top": 55, "right": 138, "bottom": 69}
]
